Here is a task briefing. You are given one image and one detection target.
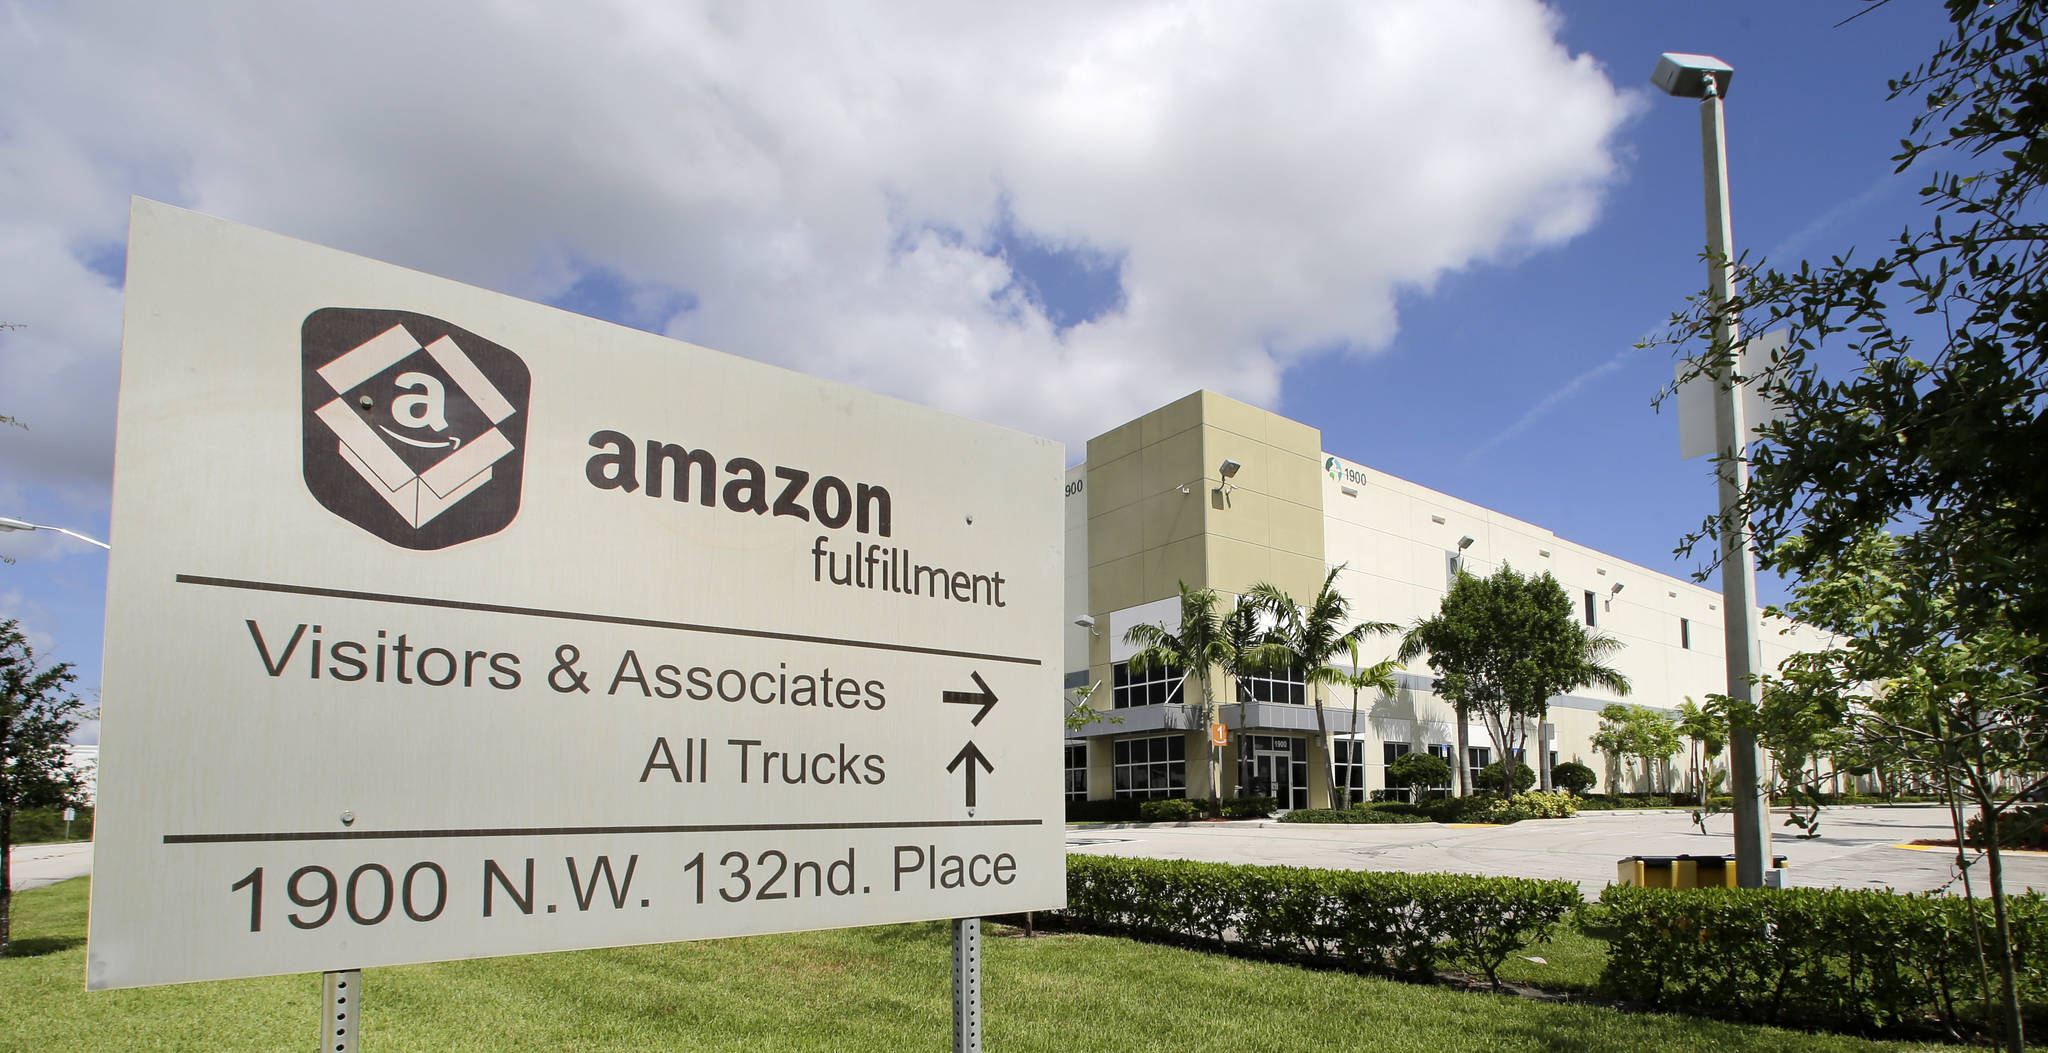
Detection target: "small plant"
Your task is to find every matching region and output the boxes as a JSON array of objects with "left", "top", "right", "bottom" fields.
[
  {"left": 1967, "top": 805, "right": 2048, "bottom": 850},
  {"left": 1467, "top": 791, "right": 1578, "bottom": 823},
  {"left": 1386, "top": 752, "right": 1452, "bottom": 796},
  {"left": 1137, "top": 798, "right": 1200, "bottom": 822},
  {"left": 1551, "top": 761, "right": 1596, "bottom": 794},
  {"left": 1475, "top": 760, "right": 1536, "bottom": 793}
]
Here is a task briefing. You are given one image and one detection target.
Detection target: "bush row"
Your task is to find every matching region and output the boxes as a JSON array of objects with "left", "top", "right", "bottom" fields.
[
  {"left": 1277, "top": 807, "right": 1428, "bottom": 824},
  {"left": 1065, "top": 855, "right": 1578, "bottom": 985},
  {"left": 1966, "top": 805, "right": 2048, "bottom": 849},
  {"left": 8, "top": 805, "right": 93, "bottom": 844},
  {"left": 1070, "top": 796, "right": 1278, "bottom": 823},
  {"left": 1598, "top": 884, "right": 2048, "bottom": 1036}
]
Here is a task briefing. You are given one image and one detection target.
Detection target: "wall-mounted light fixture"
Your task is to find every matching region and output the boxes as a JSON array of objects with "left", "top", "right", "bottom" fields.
[
  {"left": 1606, "top": 582, "right": 1624, "bottom": 611},
  {"left": 1214, "top": 458, "right": 1242, "bottom": 498},
  {"left": 1073, "top": 615, "right": 1100, "bottom": 638},
  {"left": 1457, "top": 536, "right": 1475, "bottom": 550}
]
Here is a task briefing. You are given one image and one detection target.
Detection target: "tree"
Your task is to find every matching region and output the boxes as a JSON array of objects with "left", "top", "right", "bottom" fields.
[
  {"left": 1766, "top": 528, "right": 2045, "bottom": 1045},
  {"left": 1650, "top": 7, "right": 2048, "bottom": 1039},
  {"left": 2, "top": 619, "right": 89, "bottom": 956},
  {"left": 1247, "top": 566, "right": 1397, "bottom": 807},
  {"left": 1551, "top": 760, "right": 1597, "bottom": 795},
  {"left": 1591, "top": 704, "right": 1682, "bottom": 794},
  {"left": 1124, "top": 582, "right": 1233, "bottom": 808},
  {"left": 1475, "top": 759, "right": 1536, "bottom": 794},
  {"left": 1398, "top": 564, "right": 1631, "bottom": 795},
  {"left": 1385, "top": 752, "right": 1451, "bottom": 800},
  {"left": 1325, "top": 637, "right": 1403, "bottom": 805},
  {"left": 1674, "top": 697, "right": 1727, "bottom": 801},
  {"left": 1218, "top": 596, "right": 1292, "bottom": 796}
]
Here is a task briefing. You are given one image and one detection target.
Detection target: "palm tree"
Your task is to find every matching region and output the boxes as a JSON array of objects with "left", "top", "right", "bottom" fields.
[
  {"left": 1123, "top": 582, "right": 1233, "bottom": 809},
  {"left": 1324, "top": 636, "right": 1403, "bottom": 804},
  {"left": 1247, "top": 566, "right": 1398, "bottom": 807},
  {"left": 1219, "top": 597, "right": 1292, "bottom": 796},
  {"left": 1674, "top": 696, "right": 1726, "bottom": 801}
]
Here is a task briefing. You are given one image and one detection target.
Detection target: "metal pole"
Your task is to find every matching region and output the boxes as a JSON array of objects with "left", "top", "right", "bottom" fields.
[
  {"left": 952, "top": 918, "right": 982, "bottom": 1053},
  {"left": 1698, "top": 80, "right": 1771, "bottom": 888},
  {"left": 323, "top": 970, "right": 361, "bottom": 1052}
]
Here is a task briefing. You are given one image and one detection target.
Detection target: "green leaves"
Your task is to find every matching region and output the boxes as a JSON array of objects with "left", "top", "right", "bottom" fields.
[
  {"left": 1064, "top": 855, "right": 1578, "bottom": 987},
  {"left": 1598, "top": 884, "right": 2048, "bottom": 1039},
  {"left": 1399, "top": 564, "right": 1631, "bottom": 778}
]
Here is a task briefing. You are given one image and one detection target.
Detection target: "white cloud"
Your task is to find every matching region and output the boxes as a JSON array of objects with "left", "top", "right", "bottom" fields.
[{"left": 1, "top": 0, "right": 1632, "bottom": 492}]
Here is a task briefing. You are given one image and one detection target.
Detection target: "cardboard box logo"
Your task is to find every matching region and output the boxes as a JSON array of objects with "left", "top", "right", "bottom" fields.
[{"left": 301, "top": 308, "right": 530, "bottom": 549}]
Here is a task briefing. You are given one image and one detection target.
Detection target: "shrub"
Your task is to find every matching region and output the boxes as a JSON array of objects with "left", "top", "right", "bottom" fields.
[
  {"left": 1598, "top": 884, "right": 2048, "bottom": 1038},
  {"left": 1065, "top": 855, "right": 1579, "bottom": 986},
  {"left": 1358, "top": 801, "right": 1433, "bottom": 818},
  {"left": 1065, "top": 798, "right": 1144, "bottom": 823},
  {"left": 1137, "top": 798, "right": 1200, "bottom": 823},
  {"left": 1475, "top": 760, "right": 1536, "bottom": 793},
  {"left": 1218, "top": 796, "right": 1276, "bottom": 818},
  {"left": 1386, "top": 752, "right": 1452, "bottom": 794},
  {"left": 1423, "top": 794, "right": 1500, "bottom": 823},
  {"left": 1278, "top": 808, "right": 1427, "bottom": 825},
  {"left": 1966, "top": 805, "right": 2048, "bottom": 849},
  {"left": 1551, "top": 761, "right": 1597, "bottom": 794},
  {"left": 1467, "top": 790, "right": 1578, "bottom": 823}
]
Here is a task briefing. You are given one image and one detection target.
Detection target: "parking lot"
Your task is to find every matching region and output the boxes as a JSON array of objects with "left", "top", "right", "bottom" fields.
[{"left": 1068, "top": 805, "right": 2048, "bottom": 897}]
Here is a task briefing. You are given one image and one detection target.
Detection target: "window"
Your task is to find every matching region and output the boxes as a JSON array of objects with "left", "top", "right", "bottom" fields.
[
  {"left": 1425, "top": 743, "right": 1456, "bottom": 796},
  {"left": 1241, "top": 664, "right": 1306, "bottom": 705},
  {"left": 1112, "top": 735, "right": 1185, "bottom": 800},
  {"left": 1064, "top": 742, "right": 1088, "bottom": 801},
  {"left": 1681, "top": 617, "right": 1691, "bottom": 649},
  {"left": 1467, "top": 746, "right": 1492, "bottom": 790},
  {"left": 1112, "top": 660, "right": 1185, "bottom": 709},
  {"left": 1584, "top": 590, "right": 1597, "bottom": 626},
  {"left": 1381, "top": 742, "right": 1412, "bottom": 802},
  {"left": 1333, "top": 737, "right": 1366, "bottom": 806}
]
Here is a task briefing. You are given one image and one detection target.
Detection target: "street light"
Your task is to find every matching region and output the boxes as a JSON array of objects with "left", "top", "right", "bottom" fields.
[
  {"left": 1653, "top": 51, "right": 1772, "bottom": 889},
  {"left": 0, "top": 516, "right": 110, "bottom": 550}
]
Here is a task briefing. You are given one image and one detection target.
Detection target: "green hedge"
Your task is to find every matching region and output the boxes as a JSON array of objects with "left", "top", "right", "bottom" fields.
[
  {"left": 1277, "top": 808, "right": 1428, "bottom": 824},
  {"left": 1464, "top": 790, "right": 1577, "bottom": 822},
  {"left": 1966, "top": 806, "right": 2048, "bottom": 849},
  {"left": 1598, "top": 884, "right": 2048, "bottom": 1036},
  {"left": 1065, "top": 855, "right": 1578, "bottom": 985},
  {"left": 1218, "top": 796, "right": 1277, "bottom": 818},
  {"left": 8, "top": 805, "right": 93, "bottom": 844},
  {"left": 1137, "top": 798, "right": 1200, "bottom": 822},
  {"left": 1066, "top": 798, "right": 1145, "bottom": 823}
]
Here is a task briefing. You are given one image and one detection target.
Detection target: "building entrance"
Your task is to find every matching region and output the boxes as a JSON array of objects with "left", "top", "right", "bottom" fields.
[{"left": 1244, "top": 735, "right": 1309, "bottom": 810}]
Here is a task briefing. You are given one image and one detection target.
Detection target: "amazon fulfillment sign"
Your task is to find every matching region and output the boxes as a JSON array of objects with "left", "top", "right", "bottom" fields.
[{"left": 87, "top": 200, "right": 1065, "bottom": 990}]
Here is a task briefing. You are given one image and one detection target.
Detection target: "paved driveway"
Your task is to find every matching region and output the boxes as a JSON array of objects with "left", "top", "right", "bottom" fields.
[{"left": 1069, "top": 806, "right": 2048, "bottom": 897}]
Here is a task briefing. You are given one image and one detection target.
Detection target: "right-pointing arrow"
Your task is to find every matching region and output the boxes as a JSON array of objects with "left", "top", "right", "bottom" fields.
[{"left": 946, "top": 741, "right": 995, "bottom": 807}]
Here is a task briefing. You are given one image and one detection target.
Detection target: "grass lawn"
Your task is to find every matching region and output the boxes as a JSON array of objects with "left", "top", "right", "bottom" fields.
[{"left": 2, "top": 878, "right": 1952, "bottom": 1052}]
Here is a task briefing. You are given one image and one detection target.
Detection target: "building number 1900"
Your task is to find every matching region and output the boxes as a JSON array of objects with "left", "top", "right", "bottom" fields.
[{"left": 231, "top": 863, "right": 449, "bottom": 932}]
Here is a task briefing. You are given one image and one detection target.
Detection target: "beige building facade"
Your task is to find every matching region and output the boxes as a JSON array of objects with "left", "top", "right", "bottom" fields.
[{"left": 1064, "top": 391, "right": 1826, "bottom": 809}]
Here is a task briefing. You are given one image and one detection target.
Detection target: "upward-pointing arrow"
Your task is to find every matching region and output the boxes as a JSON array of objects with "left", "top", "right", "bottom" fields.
[
  {"left": 941, "top": 671, "right": 998, "bottom": 726},
  {"left": 946, "top": 741, "right": 994, "bottom": 807}
]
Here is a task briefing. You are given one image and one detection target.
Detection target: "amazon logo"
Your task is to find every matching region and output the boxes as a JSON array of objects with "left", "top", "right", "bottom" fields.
[{"left": 301, "top": 308, "right": 530, "bottom": 549}]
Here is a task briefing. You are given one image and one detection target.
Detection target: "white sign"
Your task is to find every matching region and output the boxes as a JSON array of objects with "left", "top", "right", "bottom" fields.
[
  {"left": 1677, "top": 328, "right": 1791, "bottom": 460},
  {"left": 87, "top": 201, "right": 1065, "bottom": 990}
]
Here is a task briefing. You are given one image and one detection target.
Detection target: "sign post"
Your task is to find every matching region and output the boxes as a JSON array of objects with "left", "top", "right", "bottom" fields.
[{"left": 87, "top": 201, "right": 1066, "bottom": 1009}]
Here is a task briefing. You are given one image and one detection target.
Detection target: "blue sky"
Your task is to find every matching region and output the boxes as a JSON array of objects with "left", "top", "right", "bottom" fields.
[{"left": 0, "top": 1, "right": 1958, "bottom": 739}]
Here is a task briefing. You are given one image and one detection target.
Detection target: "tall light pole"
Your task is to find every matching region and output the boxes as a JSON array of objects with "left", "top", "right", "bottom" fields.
[
  {"left": 1652, "top": 52, "right": 1772, "bottom": 888},
  {"left": 0, "top": 516, "right": 110, "bottom": 550}
]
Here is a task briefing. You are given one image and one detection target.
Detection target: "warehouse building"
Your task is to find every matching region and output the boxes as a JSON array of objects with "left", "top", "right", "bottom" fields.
[{"left": 1063, "top": 390, "right": 1825, "bottom": 809}]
